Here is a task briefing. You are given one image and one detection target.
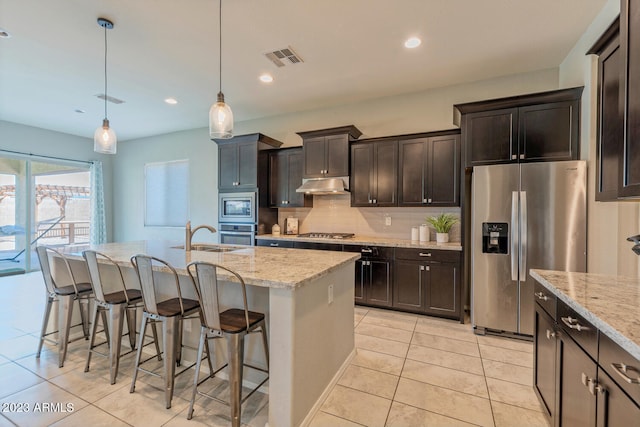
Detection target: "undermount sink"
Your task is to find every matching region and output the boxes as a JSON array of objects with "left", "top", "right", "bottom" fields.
[{"left": 172, "top": 244, "right": 240, "bottom": 253}]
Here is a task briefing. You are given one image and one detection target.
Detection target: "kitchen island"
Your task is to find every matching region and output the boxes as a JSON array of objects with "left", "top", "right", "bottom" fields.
[{"left": 61, "top": 241, "right": 359, "bottom": 427}]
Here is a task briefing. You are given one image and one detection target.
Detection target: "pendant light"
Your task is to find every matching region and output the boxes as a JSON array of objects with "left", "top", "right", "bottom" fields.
[
  {"left": 209, "top": 0, "right": 233, "bottom": 139},
  {"left": 94, "top": 17, "right": 117, "bottom": 154}
]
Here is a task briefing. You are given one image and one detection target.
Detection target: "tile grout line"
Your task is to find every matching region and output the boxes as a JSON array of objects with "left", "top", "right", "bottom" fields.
[
  {"left": 475, "top": 335, "right": 498, "bottom": 427},
  {"left": 382, "top": 320, "right": 414, "bottom": 427}
]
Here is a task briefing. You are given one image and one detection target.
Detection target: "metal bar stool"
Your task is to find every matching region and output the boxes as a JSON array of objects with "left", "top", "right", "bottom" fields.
[
  {"left": 186, "top": 261, "right": 269, "bottom": 427},
  {"left": 129, "top": 254, "right": 208, "bottom": 409},
  {"left": 35, "top": 245, "right": 93, "bottom": 368},
  {"left": 83, "top": 250, "right": 161, "bottom": 384}
]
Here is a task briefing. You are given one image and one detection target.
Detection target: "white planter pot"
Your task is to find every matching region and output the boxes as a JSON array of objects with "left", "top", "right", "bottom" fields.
[{"left": 436, "top": 232, "right": 449, "bottom": 243}]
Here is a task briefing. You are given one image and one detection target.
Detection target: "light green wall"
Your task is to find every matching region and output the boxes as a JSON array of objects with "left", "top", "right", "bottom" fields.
[
  {"left": 0, "top": 120, "right": 115, "bottom": 242},
  {"left": 113, "top": 68, "right": 560, "bottom": 242},
  {"left": 559, "top": 0, "right": 640, "bottom": 277}
]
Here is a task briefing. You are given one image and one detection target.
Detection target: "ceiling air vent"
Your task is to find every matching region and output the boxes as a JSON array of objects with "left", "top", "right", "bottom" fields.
[
  {"left": 264, "top": 46, "right": 304, "bottom": 68},
  {"left": 95, "top": 94, "right": 125, "bottom": 104}
]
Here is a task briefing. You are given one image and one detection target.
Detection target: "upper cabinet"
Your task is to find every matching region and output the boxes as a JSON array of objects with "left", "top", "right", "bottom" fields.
[
  {"left": 620, "top": 2, "right": 640, "bottom": 197},
  {"left": 351, "top": 139, "right": 398, "bottom": 207},
  {"left": 454, "top": 87, "right": 582, "bottom": 168},
  {"left": 214, "top": 133, "right": 282, "bottom": 192},
  {"left": 398, "top": 132, "right": 460, "bottom": 207},
  {"left": 297, "top": 125, "right": 362, "bottom": 178},
  {"left": 268, "top": 148, "right": 312, "bottom": 208}
]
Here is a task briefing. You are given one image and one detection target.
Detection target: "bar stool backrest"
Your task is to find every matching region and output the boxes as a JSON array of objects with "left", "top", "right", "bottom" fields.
[
  {"left": 187, "top": 262, "right": 251, "bottom": 332},
  {"left": 83, "top": 250, "right": 129, "bottom": 303},
  {"left": 131, "top": 254, "right": 185, "bottom": 316},
  {"left": 36, "top": 245, "right": 80, "bottom": 295}
]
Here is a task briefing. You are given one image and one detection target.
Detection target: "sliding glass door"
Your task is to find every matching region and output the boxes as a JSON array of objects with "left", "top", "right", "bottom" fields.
[{"left": 0, "top": 156, "right": 91, "bottom": 273}]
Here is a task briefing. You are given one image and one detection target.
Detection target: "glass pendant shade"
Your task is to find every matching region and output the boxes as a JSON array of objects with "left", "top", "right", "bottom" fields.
[
  {"left": 94, "top": 119, "right": 117, "bottom": 154},
  {"left": 209, "top": 92, "right": 233, "bottom": 139}
]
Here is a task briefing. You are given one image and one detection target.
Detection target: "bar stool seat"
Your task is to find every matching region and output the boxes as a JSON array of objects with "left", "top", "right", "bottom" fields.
[
  {"left": 186, "top": 261, "right": 269, "bottom": 427},
  {"left": 102, "top": 289, "right": 142, "bottom": 304},
  {"left": 155, "top": 298, "right": 200, "bottom": 317},
  {"left": 36, "top": 245, "right": 92, "bottom": 368}
]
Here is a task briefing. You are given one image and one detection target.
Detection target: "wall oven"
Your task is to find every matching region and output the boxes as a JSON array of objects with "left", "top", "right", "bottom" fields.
[
  {"left": 219, "top": 223, "right": 255, "bottom": 246},
  {"left": 218, "top": 192, "right": 256, "bottom": 224}
]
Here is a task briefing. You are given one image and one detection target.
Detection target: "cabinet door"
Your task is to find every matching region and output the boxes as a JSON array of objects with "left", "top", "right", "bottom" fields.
[
  {"left": 518, "top": 101, "right": 579, "bottom": 162},
  {"left": 286, "top": 150, "right": 307, "bottom": 207},
  {"left": 393, "top": 259, "right": 425, "bottom": 311},
  {"left": 424, "top": 262, "right": 459, "bottom": 318},
  {"left": 557, "top": 332, "right": 597, "bottom": 427},
  {"left": 596, "top": 38, "right": 623, "bottom": 201},
  {"left": 218, "top": 143, "right": 238, "bottom": 190},
  {"left": 620, "top": 0, "right": 640, "bottom": 197},
  {"left": 427, "top": 135, "right": 459, "bottom": 206},
  {"left": 354, "top": 260, "right": 366, "bottom": 304},
  {"left": 534, "top": 304, "right": 557, "bottom": 423},
  {"left": 596, "top": 368, "right": 640, "bottom": 427},
  {"left": 373, "top": 140, "right": 398, "bottom": 207},
  {"left": 350, "top": 143, "right": 373, "bottom": 206},
  {"left": 303, "top": 136, "right": 327, "bottom": 177},
  {"left": 325, "top": 134, "right": 350, "bottom": 177},
  {"left": 268, "top": 151, "right": 285, "bottom": 207},
  {"left": 398, "top": 139, "right": 426, "bottom": 207},
  {"left": 464, "top": 108, "right": 518, "bottom": 166},
  {"left": 236, "top": 140, "right": 258, "bottom": 189},
  {"left": 368, "top": 260, "right": 392, "bottom": 307}
]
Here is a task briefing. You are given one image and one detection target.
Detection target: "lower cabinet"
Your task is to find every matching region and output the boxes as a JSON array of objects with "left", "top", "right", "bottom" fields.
[
  {"left": 534, "top": 303, "right": 557, "bottom": 423},
  {"left": 355, "top": 258, "right": 392, "bottom": 307}
]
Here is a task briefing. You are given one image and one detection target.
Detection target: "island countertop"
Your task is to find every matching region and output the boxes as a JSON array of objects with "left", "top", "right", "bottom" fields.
[
  {"left": 530, "top": 269, "right": 640, "bottom": 360},
  {"left": 63, "top": 240, "right": 359, "bottom": 290}
]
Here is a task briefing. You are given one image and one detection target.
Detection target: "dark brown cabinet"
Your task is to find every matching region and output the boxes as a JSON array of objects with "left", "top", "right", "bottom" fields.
[
  {"left": 398, "top": 133, "right": 460, "bottom": 207},
  {"left": 455, "top": 88, "right": 582, "bottom": 168},
  {"left": 350, "top": 140, "right": 398, "bottom": 207},
  {"left": 256, "top": 239, "right": 294, "bottom": 248},
  {"left": 620, "top": 1, "right": 640, "bottom": 197},
  {"left": 215, "top": 133, "right": 282, "bottom": 192},
  {"left": 297, "top": 125, "right": 362, "bottom": 178},
  {"left": 534, "top": 303, "right": 557, "bottom": 423},
  {"left": 268, "top": 148, "right": 312, "bottom": 208},
  {"left": 392, "top": 248, "right": 461, "bottom": 320}
]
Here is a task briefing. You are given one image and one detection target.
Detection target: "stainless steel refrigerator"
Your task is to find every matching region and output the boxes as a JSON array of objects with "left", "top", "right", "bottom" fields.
[{"left": 471, "top": 161, "right": 586, "bottom": 337}]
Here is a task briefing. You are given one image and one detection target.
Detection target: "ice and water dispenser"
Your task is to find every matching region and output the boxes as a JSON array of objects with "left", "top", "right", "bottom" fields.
[{"left": 482, "top": 222, "right": 508, "bottom": 254}]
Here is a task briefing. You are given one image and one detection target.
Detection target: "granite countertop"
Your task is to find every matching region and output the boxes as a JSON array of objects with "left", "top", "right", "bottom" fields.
[
  {"left": 256, "top": 234, "right": 462, "bottom": 251},
  {"left": 63, "top": 240, "right": 359, "bottom": 290},
  {"left": 530, "top": 269, "right": 640, "bottom": 360}
]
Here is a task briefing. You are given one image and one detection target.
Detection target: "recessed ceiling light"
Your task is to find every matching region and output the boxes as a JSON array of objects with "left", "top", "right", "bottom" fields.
[
  {"left": 404, "top": 37, "right": 422, "bottom": 49},
  {"left": 0, "top": 28, "right": 11, "bottom": 38},
  {"left": 164, "top": 97, "right": 178, "bottom": 105},
  {"left": 259, "top": 74, "right": 274, "bottom": 83}
]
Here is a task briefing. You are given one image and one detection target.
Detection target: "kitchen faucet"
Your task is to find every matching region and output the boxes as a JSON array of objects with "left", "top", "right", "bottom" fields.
[{"left": 185, "top": 221, "right": 217, "bottom": 251}]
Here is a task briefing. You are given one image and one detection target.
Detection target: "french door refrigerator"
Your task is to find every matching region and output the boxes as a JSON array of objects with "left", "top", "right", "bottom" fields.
[{"left": 471, "top": 160, "right": 586, "bottom": 337}]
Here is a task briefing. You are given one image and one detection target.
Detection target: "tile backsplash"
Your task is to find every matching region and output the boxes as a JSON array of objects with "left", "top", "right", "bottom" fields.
[{"left": 276, "top": 194, "right": 461, "bottom": 242}]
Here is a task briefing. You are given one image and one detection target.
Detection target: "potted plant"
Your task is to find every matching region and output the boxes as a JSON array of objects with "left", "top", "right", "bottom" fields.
[{"left": 425, "top": 213, "right": 459, "bottom": 243}]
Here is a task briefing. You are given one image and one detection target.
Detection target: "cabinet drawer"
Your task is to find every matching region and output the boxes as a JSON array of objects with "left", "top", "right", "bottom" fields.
[
  {"left": 557, "top": 299, "right": 598, "bottom": 360},
  {"left": 256, "top": 239, "right": 294, "bottom": 248},
  {"left": 293, "top": 241, "right": 343, "bottom": 251},
  {"left": 599, "top": 333, "right": 640, "bottom": 406},
  {"left": 533, "top": 281, "right": 556, "bottom": 320},
  {"left": 395, "top": 248, "right": 461, "bottom": 263},
  {"left": 343, "top": 245, "right": 394, "bottom": 260}
]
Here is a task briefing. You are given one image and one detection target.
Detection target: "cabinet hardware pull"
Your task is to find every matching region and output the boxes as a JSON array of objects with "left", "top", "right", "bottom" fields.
[
  {"left": 419, "top": 253, "right": 432, "bottom": 257},
  {"left": 422, "top": 198, "right": 428, "bottom": 203},
  {"left": 373, "top": 199, "right": 377, "bottom": 204},
  {"left": 546, "top": 329, "right": 555, "bottom": 339},
  {"left": 611, "top": 362, "right": 640, "bottom": 384},
  {"left": 428, "top": 198, "right": 432, "bottom": 203},
  {"left": 420, "top": 265, "right": 425, "bottom": 271},
  {"left": 425, "top": 266, "right": 430, "bottom": 271},
  {"left": 361, "top": 249, "right": 373, "bottom": 254},
  {"left": 561, "top": 316, "right": 590, "bottom": 332},
  {"left": 581, "top": 373, "right": 597, "bottom": 395},
  {"left": 270, "top": 243, "right": 279, "bottom": 247},
  {"left": 534, "top": 291, "right": 548, "bottom": 301},
  {"left": 512, "top": 154, "right": 517, "bottom": 160},
  {"left": 520, "top": 154, "right": 525, "bottom": 159}
]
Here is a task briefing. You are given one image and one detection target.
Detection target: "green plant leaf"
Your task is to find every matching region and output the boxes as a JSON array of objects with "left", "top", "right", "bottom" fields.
[{"left": 425, "top": 213, "right": 459, "bottom": 233}]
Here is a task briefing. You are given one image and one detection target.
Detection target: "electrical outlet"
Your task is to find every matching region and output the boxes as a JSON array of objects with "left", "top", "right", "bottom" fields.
[
  {"left": 328, "top": 284, "right": 334, "bottom": 304},
  {"left": 385, "top": 216, "right": 392, "bottom": 226}
]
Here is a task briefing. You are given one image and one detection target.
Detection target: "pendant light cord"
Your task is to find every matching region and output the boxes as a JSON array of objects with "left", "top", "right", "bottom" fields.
[
  {"left": 219, "top": 0, "right": 222, "bottom": 94},
  {"left": 103, "top": 23, "right": 108, "bottom": 120}
]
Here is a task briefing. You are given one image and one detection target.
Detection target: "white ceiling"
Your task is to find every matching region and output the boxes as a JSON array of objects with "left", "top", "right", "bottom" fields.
[{"left": 0, "top": 0, "right": 607, "bottom": 142}]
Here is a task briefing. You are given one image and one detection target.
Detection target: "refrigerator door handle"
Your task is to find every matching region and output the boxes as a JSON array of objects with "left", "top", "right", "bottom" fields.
[
  {"left": 511, "top": 191, "right": 519, "bottom": 281},
  {"left": 520, "top": 191, "right": 527, "bottom": 282}
]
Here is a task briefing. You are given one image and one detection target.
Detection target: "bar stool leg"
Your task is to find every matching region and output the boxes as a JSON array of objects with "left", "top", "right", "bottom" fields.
[
  {"left": 58, "top": 295, "right": 74, "bottom": 368},
  {"left": 187, "top": 326, "right": 207, "bottom": 420},
  {"left": 37, "top": 295, "right": 54, "bottom": 358},
  {"left": 259, "top": 321, "right": 269, "bottom": 369},
  {"left": 84, "top": 302, "right": 101, "bottom": 372},
  {"left": 151, "top": 321, "right": 162, "bottom": 361},
  {"left": 163, "top": 316, "right": 179, "bottom": 409},
  {"left": 100, "top": 309, "right": 110, "bottom": 345},
  {"left": 130, "top": 314, "right": 148, "bottom": 393},
  {"left": 79, "top": 297, "right": 91, "bottom": 339},
  {"left": 109, "top": 303, "right": 125, "bottom": 385},
  {"left": 176, "top": 318, "right": 183, "bottom": 367},
  {"left": 227, "top": 333, "right": 245, "bottom": 427},
  {"left": 125, "top": 307, "right": 137, "bottom": 350}
]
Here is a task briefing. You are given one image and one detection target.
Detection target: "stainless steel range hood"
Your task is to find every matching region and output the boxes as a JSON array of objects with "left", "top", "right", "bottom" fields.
[{"left": 295, "top": 177, "right": 349, "bottom": 195}]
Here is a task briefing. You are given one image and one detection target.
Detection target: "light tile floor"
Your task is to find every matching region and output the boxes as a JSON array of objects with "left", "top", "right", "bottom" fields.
[{"left": 0, "top": 272, "right": 549, "bottom": 426}]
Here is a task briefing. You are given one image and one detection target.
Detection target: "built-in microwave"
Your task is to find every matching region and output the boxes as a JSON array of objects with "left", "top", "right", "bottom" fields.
[{"left": 218, "top": 192, "right": 256, "bottom": 223}]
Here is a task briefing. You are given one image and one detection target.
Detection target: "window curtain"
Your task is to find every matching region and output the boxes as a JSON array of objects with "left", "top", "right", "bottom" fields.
[{"left": 90, "top": 161, "right": 107, "bottom": 244}]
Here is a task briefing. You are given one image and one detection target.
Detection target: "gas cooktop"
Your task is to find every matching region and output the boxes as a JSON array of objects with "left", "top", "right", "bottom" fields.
[{"left": 297, "top": 232, "right": 355, "bottom": 239}]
